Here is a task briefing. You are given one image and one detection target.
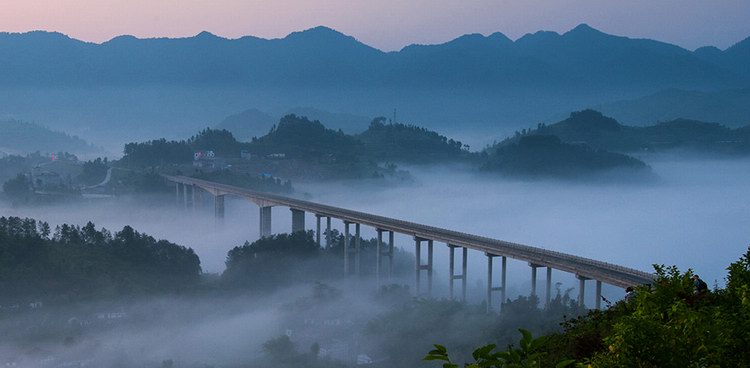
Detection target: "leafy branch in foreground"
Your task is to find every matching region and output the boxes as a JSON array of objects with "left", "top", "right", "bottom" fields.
[{"left": 425, "top": 328, "right": 576, "bottom": 368}]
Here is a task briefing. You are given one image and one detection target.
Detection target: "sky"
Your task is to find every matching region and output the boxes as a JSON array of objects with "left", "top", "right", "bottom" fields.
[{"left": 1, "top": 0, "right": 749, "bottom": 51}]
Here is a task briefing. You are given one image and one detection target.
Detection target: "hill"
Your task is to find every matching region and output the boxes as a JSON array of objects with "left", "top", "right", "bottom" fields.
[
  {"left": 358, "top": 117, "right": 471, "bottom": 162},
  {"left": 495, "top": 110, "right": 750, "bottom": 154},
  {"left": 0, "top": 119, "right": 97, "bottom": 155},
  {"left": 482, "top": 134, "right": 651, "bottom": 179}
]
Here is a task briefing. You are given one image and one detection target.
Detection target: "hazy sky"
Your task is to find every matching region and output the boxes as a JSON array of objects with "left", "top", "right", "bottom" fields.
[{"left": 1, "top": 0, "right": 749, "bottom": 51}]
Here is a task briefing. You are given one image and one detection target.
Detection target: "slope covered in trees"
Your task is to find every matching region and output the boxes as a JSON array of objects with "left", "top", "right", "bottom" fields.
[
  {"left": 482, "top": 134, "right": 651, "bottom": 179},
  {"left": 495, "top": 109, "right": 750, "bottom": 155},
  {"left": 0, "top": 217, "right": 201, "bottom": 299}
]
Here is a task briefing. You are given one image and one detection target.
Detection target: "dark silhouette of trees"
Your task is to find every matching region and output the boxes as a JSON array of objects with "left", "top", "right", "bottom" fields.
[{"left": 0, "top": 217, "right": 201, "bottom": 299}]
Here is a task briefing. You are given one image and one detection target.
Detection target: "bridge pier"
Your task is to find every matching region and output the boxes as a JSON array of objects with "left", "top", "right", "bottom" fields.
[
  {"left": 183, "top": 183, "right": 189, "bottom": 209},
  {"left": 448, "top": 244, "right": 468, "bottom": 302},
  {"left": 214, "top": 194, "right": 225, "bottom": 224},
  {"left": 189, "top": 185, "right": 195, "bottom": 211},
  {"left": 414, "top": 237, "right": 434, "bottom": 297},
  {"left": 486, "top": 254, "right": 507, "bottom": 313},
  {"left": 375, "top": 230, "right": 395, "bottom": 285},
  {"left": 291, "top": 209, "right": 305, "bottom": 233},
  {"left": 315, "top": 215, "right": 322, "bottom": 246},
  {"left": 545, "top": 267, "right": 553, "bottom": 308},
  {"left": 325, "top": 217, "right": 332, "bottom": 248},
  {"left": 344, "top": 222, "right": 350, "bottom": 274},
  {"left": 259, "top": 206, "right": 272, "bottom": 238},
  {"left": 387, "top": 231, "right": 394, "bottom": 281},
  {"left": 175, "top": 183, "right": 181, "bottom": 206},
  {"left": 595, "top": 280, "right": 602, "bottom": 310},
  {"left": 577, "top": 274, "right": 589, "bottom": 308},
  {"left": 354, "top": 223, "right": 361, "bottom": 275},
  {"left": 529, "top": 263, "right": 543, "bottom": 300}
]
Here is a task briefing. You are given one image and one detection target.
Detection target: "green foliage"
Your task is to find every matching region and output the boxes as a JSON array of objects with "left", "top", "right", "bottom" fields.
[
  {"left": 482, "top": 135, "right": 651, "bottom": 179},
  {"left": 249, "top": 114, "right": 362, "bottom": 160},
  {"left": 2, "top": 173, "right": 31, "bottom": 199},
  {"left": 358, "top": 117, "right": 470, "bottom": 162},
  {"left": 122, "top": 137, "right": 194, "bottom": 167},
  {"left": 0, "top": 217, "right": 201, "bottom": 299},
  {"left": 495, "top": 109, "right": 750, "bottom": 155},
  {"left": 424, "top": 329, "right": 576, "bottom": 368},
  {"left": 262, "top": 334, "right": 347, "bottom": 368},
  {"left": 77, "top": 157, "right": 109, "bottom": 185},
  {"left": 541, "top": 247, "right": 750, "bottom": 367}
]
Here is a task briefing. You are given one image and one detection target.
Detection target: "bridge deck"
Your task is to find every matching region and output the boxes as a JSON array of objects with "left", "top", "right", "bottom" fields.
[{"left": 166, "top": 175, "right": 654, "bottom": 288}]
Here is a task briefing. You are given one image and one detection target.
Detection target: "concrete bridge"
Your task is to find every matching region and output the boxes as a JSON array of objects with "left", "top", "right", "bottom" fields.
[{"left": 166, "top": 174, "right": 654, "bottom": 311}]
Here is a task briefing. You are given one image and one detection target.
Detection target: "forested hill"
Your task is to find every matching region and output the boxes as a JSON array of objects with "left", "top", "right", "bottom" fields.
[
  {"left": 493, "top": 110, "right": 750, "bottom": 154},
  {"left": 358, "top": 117, "right": 472, "bottom": 162},
  {"left": 481, "top": 135, "right": 651, "bottom": 179},
  {"left": 0, "top": 217, "right": 201, "bottom": 299},
  {"left": 122, "top": 115, "right": 470, "bottom": 166}
]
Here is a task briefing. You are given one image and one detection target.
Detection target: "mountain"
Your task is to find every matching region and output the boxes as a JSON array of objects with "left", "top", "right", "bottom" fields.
[
  {"left": 0, "top": 24, "right": 748, "bottom": 149},
  {"left": 595, "top": 88, "right": 750, "bottom": 127},
  {"left": 0, "top": 24, "right": 745, "bottom": 89},
  {"left": 494, "top": 110, "right": 750, "bottom": 154},
  {"left": 0, "top": 119, "right": 97, "bottom": 155}
]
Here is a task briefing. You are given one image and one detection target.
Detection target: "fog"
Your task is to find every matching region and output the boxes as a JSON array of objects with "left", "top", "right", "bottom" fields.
[
  {"left": 3, "top": 157, "right": 748, "bottom": 296},
  {"left": 2, "top": 157, "right": 749, "bottom": 366}
]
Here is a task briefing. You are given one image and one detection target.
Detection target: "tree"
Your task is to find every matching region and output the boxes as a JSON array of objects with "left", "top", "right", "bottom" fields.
[{"left": 2, "top": 173, "right": 31, "bottom": 199}]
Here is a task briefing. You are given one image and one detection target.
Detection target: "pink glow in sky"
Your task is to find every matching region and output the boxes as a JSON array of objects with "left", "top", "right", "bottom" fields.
[{"left": 1, "top": 0, "right": 749, "bottom": 51}]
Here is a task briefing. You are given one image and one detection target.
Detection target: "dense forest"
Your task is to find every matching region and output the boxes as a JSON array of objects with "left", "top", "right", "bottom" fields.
[
  {"left": 0, "top": 217, "right": 201, "bottom": 300},
  {"left": 122, "top": 114, "right": 470, "bottom": 168},
  {"left": 481, "top": 135, "right": 652, "bottom": 179}
]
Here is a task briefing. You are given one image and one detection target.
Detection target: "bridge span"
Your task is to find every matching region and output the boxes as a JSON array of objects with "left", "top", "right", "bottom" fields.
[{"left": 165, "top": 175, "right": 654, "bottom": 310}]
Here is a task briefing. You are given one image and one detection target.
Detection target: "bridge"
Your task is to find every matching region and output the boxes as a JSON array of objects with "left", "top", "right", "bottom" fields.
[{"left": 165, "top": 174, "right": 654, "bottom": 311}]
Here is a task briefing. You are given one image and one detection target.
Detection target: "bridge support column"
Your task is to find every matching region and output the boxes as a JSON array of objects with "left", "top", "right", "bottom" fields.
[
  {"left": 595, "top": 280, "right": 602, "bottom": 310},
  {"left": 183, "top": 183, "right": 189, "bottom": 209},
  {"left": 414, "top": 237, "right": 434, "bottom": 297},
  {"left": 376, "top": 229, "right": 383, "bottom": 286},
  {"left": 259, "top": 206, "right": 272, "bottom": 238},
  {"left": 387, "top": 231, "right": 394, "bottom": 281},
  {"left": 486, "top": 254, "right": 507, "bottom": 313},
  {"left": 291, "top": 209, "right": 305, "bottom": 233},
  {"left": 577, "top": 275, "right": 589, "bottom": 308},
  {"left": 175, "top": 183, "right": 181, "bottom": 206},
  {"left": 545, "top": 267, "right": 553, "bottom": 309},
  {"left": 191, "top": 185, "right": 197, "bottom": 211},
  {"left": 354, "top": 223, "right": 361, "bottom": 275},
  {"left": 214, "top": 194, "right": 225, "bottom": 224},
  {"left": 529, "top": 263, "right": 542, "bottom": 301},
  {"left": 449, "top": 244, "right": 468, "bottom": 302},
  {"left": 315, "top": 215, "right": 322, "bottom": 246},
  {"left": 325, "top": 217, "right": 332, "bottom": 248},
  {"left": 344, "top": 221, "right": 350, "bottom": 274}
]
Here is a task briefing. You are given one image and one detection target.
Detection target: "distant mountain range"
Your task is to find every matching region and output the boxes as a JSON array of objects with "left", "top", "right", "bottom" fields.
[
  {"left": 0, "top": 24, "right": 748, "bottom": 149},
  {"left": 0, "top": 24, "right": 746, "bottom": 88}
]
